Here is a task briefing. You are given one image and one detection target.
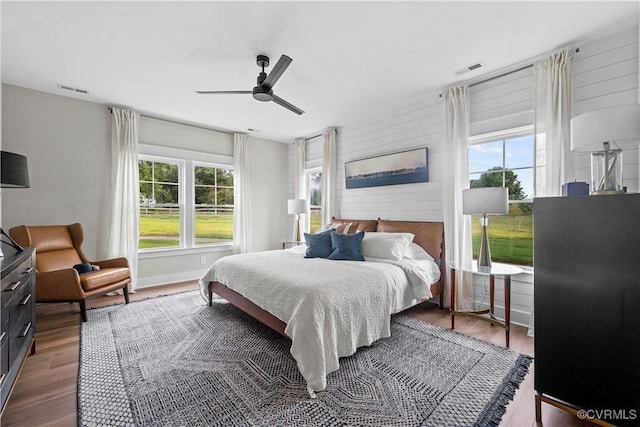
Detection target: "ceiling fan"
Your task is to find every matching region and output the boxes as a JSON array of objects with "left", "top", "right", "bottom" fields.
[{"left": 196, "top": 54, "right": 305, "bottom": 115}]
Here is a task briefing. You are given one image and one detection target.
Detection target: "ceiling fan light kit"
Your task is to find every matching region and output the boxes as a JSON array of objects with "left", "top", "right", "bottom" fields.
[{"left": 197, "top": 54, "right": 305, "bottom": 115}]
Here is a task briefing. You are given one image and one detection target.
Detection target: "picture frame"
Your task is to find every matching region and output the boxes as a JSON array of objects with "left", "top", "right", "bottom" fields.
[{"left": 345, "top": 147, "right": 428, "bottom": 189}]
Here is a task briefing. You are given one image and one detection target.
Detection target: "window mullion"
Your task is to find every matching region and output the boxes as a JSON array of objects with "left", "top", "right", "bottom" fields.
[{"left": 183, "top": 160, "right": 194, "bottom": 248}]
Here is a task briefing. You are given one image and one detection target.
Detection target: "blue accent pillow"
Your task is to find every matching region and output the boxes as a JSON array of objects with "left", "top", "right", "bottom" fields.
[
  {"left": 304, "top": 230, "right": 333, "bottom": 258},
  {"left": 328, "top": 231, "right": 365, "bottom": 261},
  {"left": 73, "top": 262, "right": 93, "bottom": 275}
]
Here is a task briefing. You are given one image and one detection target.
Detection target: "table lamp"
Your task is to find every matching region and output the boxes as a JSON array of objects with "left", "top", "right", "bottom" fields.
[
  {"left": 463, "top": 187, "right": 509, "bottom": 272},
  {"left": 571, "top": 104, "right": 639, "bottom": 194},
  {"left": 287, "top": 198, "right": 309, "bottom": 242},
  {"left": 0, "top": 151, "right": 31, "bottom": 256}
]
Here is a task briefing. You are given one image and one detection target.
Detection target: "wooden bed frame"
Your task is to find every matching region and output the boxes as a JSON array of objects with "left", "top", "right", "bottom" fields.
[{"left": 208, "top": 218, "right": 446, "bottom": 339}]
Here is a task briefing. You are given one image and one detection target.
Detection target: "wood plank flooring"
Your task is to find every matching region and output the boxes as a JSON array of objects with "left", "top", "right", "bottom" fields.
[{"left": 1, "top": 281, "right": 593, "bottom": 427}]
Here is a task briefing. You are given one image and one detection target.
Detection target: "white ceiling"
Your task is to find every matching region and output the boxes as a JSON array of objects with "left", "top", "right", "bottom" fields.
[{"left": 2, "top": 1, "right": 638, "bottom": 143}]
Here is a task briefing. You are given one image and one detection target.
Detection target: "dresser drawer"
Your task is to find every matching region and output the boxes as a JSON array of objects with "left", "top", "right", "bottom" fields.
[
  {"left": 8, "top": 316, "right": 32, "bottom": 370},
  {"left": 1, "top": 260, "right": 33, "bottom": 295},
  {"left": 8, "top": 279, "right": 33, "bottom": 324}
]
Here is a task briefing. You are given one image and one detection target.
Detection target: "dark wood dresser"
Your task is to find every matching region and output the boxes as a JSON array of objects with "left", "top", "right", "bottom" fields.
[
  {"left": 534, "top": 195, "right": 640, "bottom": 425},
  {"left": 0, "top": 247, "right": 35, "bottom": 414}
]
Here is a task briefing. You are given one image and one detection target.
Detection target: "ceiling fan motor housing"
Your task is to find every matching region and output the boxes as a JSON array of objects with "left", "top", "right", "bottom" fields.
[{"left": 252, "top": 86, "right": 273, "bottom": 102}]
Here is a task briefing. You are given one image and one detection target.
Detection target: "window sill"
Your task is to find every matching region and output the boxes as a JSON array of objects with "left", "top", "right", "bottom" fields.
[{"left": 138, "top": 244, "right": 233, "bottom": 259}]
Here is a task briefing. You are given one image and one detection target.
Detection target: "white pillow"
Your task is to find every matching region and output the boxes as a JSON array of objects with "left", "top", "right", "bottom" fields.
[
  {"left": 361, "top": 232, "right": 414, "bottom": 260},
  {"left": 364, "top": 231, "right": 414, "bottom": 242},
  {"left": 404, "top": 242, "right": 435, "bottom": 262},
  {"left": 315, "top": 223, "right": 337, "bottom": 234}
]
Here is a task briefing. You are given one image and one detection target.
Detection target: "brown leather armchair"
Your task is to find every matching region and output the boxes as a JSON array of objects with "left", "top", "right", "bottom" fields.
[{"left": 9, "top": 223, "right": 130, "bottom": 322}]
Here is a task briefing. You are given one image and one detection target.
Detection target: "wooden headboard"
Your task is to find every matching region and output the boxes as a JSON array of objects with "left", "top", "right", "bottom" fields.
[
  {"left": 331, "top": 217, "right": 445, "bottom": 262},
  {"left": 377, "top": 219, "right": 444, "bottom": 262}
]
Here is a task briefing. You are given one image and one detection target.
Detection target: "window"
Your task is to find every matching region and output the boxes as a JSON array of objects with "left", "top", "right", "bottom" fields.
[
  {"left": 468, "top": 127, "right": 534, "bottom": 266},
  {"left": 139, "top": 155, "right": 233, "bottom": 251},
  {"left": 306, "top": 168, "right": 322, "bottom": 233},
  {"left": 194, "top": 165, "right": 234, "bottom": 245}
]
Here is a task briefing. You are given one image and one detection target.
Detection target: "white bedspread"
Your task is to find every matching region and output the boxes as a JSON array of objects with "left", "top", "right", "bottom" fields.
[{"left": 199, "top": 248, "right": 440, "bottom": 397}]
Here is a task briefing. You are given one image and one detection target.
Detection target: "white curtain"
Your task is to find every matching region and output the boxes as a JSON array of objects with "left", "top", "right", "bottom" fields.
[
  {"left": 321, "top": 128, "right": 337, "bottom": 226},
  {"left": 529, "top": 49, "right": 575, "bottom": 336},
  {"left": 534, "top": 48, "right": 575, "bottom": 197},
  {"left": 233, "top": 133, "right": 252, "bottom": 254},
  {"left": 443, "top": 86, "right": 474, "bottom": 311},
  {"left": 293, "top": 138, "right": 306, "bottom": 239},
  {"left": 107, "top": 108, "right": 140, "bottom": 291}
]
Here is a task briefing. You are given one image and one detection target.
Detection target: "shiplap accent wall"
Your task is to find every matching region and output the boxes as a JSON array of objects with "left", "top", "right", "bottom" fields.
[
  {"left": 573, "top": 28, "right": 639, "bottom": 193},
  {"left": 335, "top": 95, "right": 444, "bottom": 221},
  {"left": 286, "top": 26, "right": 638, "bottom": 327}
]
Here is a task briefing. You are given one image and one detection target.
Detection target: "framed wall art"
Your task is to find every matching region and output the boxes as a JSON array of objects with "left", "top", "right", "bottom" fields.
[{"left": 345, "top": 147, "right": 428, "bottom": 189}]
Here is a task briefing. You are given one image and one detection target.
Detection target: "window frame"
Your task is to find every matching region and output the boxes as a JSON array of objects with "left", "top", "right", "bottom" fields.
[{"left": 138, "top": 144, "right": 234, "bottom": 256}]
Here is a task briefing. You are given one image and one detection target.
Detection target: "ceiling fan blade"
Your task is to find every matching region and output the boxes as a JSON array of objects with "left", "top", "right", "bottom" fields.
[
  {"left": 196, "top": 90, "right": 252, "bottom": 95},
  {"left": 262, "top": 55, "right": 292, "bottom": 89},
  {"left": 272, "top": 94, "right": 305, "bottom": 115}
]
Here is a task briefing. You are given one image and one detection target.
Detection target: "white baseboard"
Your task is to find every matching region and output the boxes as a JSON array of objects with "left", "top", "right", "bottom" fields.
[{"left": 136, "top": 270, "right": 208, "bottom": 289}]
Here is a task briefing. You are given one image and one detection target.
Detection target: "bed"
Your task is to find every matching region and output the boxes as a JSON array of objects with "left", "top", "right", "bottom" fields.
[{"left": 199, "top": 218, "right": 445, "bottom": 397}]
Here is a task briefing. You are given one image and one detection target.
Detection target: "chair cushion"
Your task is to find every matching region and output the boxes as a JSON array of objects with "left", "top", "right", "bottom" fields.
[
  {"left": 80, "top": 267, "right": 130, "bottom": 291},
  {"left": 38, "top": 249, "right": 83, "bottom": 273},
  {"left": 27, "top": 225, "right": 76, "bottom": 253}
]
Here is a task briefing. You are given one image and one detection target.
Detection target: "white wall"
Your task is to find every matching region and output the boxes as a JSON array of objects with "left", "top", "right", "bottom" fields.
[
  {"left": 2, "top": 84, "right": 112, "bottom": 258},
  {"left": 1, "top": 84, "right": 289, "bottom": 287}
]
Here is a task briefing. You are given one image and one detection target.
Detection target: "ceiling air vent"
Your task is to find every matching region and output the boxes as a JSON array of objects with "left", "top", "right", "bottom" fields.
[
  {"left": 453, "top": 61, "right": 484, "bottom": 77},
  {"left": 57, "top": 84, "right": 88, "bottom": 94}
]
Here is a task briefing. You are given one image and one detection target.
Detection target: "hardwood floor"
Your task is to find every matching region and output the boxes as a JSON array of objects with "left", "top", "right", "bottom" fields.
[{"left": 1, "top": 282, "right": 593, "bottom": 427}]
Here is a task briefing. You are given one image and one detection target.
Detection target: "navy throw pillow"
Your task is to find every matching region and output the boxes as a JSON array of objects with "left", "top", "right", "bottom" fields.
[
  {"left": 73, "top": 262, "right": 93, "bottom": 275},
  {"left": 304, "top": 230, "right": 333, "bottom": 258},
  {"left": 329, "top": 230, "right": 365, "bottom": 261}
]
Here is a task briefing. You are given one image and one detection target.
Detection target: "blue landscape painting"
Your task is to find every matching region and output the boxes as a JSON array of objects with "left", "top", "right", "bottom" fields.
[{"left": 345, "top": 147, "right": 428, "bottom": 189}]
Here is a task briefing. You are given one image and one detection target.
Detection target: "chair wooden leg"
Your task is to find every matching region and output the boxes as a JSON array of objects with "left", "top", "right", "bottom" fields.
[
  {"left": 79, "top": 300, "right": 88, "bottom": 322},
  {"left": 123, "top": 284, "right": 130, "bottom": 304}
]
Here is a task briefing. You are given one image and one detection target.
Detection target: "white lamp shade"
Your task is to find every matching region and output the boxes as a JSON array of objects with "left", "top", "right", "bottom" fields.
[
  {"left": 463, "top": 187, "right": 509, "bottom": 215},
  {"left": 287, "top": 198, "right": 309, "bottom": 214},
  {"left": 571, "top": 104, "right": 640, "bottom": 152}
]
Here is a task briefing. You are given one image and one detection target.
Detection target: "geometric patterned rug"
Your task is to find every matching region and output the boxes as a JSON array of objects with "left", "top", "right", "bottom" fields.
[{"left": 78, "top": 291, "right": 531, "bottom": 427}]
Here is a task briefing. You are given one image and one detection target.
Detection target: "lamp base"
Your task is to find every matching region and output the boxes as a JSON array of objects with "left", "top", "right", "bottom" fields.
[
  {"left": 294, "top": 215, "right": 302, "bottom": 242},
  {"left": 477, "top": 216, "right": 492, "bottom": 273}
]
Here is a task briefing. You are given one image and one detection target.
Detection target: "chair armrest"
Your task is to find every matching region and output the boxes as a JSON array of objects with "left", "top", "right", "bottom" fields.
[
  {"left": 92, "top": 257, "right": 130, "bottom": 269},
  {"left": 36, "top": 269, "right": 85, "bottom": 300}
]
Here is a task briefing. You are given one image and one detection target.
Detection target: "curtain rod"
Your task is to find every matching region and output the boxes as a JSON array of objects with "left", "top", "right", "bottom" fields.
[
  {"left": 304, "top": 133, "right": 323, "bottom": 141},
  {"left": 107, "top": 107, "right": 234, "bottom": 135},
  {"left": 439, "top": 47, "right": 580, "bottom": 97}
]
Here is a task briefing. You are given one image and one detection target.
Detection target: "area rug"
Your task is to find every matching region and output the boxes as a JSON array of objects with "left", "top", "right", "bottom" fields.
[{"left": 78, "top": 291, "right": 531, "bottom": 426}]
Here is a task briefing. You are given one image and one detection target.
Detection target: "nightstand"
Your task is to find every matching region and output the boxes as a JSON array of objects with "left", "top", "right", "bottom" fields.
[
  {"left": 448, "top": 261, "right": 522, "bottom": 347},
  {"left": 281, "top": 241, "right": 305, "bottom": 250}
]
